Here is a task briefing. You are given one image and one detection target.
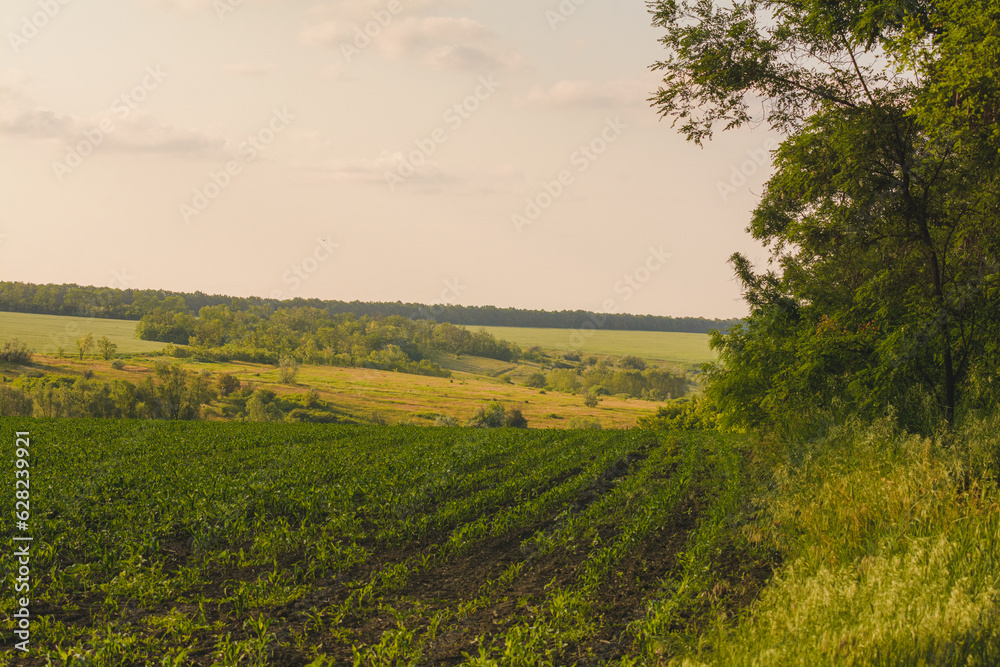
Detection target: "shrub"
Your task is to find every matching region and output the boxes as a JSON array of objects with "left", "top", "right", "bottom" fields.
[
  {"left": 434, "top": 415, "right": 459, "bottom": 427},
  {"left": 620, "top": 355, "right": 647, "bottom": 370},
  {"left": 524, "top": 372, "right": 547, "bottom": 388},
  {"left": 0, "top": 385, "right": 34, "bottom": 416},
  {"left": 636, "top": 398, "right": 718, "bottom": 431},
  {"left": 498, "top": 373, "right": 513, "bottom": 384},
  {"left": 549, "top": 369, "right": 582, "bottom": 393},
  {"left": 278, "top": 357, "right": 300, "bottom": 385},
  {"left": 568, "top": 416, "right": 602, "bottom": 430},
  {"left": 165, "top": 344, "right": 191, "bottom": 358},
  {"left": 286, "top": 408, "right": 339, "bottom": 424},
  {"left": 505, "top": 407, "right": 528, "bottom": 429},
  {"left": 246, "top": 389, "right": 282, "bottom": 422},
  {"left": 0, "top": 339, "right": 33, "bottom": 364},
  {"left": 110, "top": 359, "right": 126, "bottom": 370},
  {"left": 584, "top": 393, "right": 599, "bottom": 408},
  {"left": 466, "top": 401, "right": 528, "bottom": 428}
]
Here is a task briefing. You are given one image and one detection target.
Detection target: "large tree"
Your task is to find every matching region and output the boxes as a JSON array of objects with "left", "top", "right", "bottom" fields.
[{"left": 649, "top": 0, "right": 1000, "bottom": 431}]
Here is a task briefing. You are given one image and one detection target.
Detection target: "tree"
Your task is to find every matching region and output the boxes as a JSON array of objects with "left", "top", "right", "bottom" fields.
[
  {"left": 650, "top": 0, "right": 1000, "bottom": 431},
  {"left": 466, "top": 401, "right": 529, "bottom": 428},
  {"left": 246, "top": 389, "right": 282, "bottom": 422},
  {"left": 97, "top": 336, "right": 117, "bottom": 360},
  {"left": 524, "top": 372, "right": 547, "bottom": 388},
  {"left": 278, "top": 357, "right": 300, "bottom": 385},
  {"left": 619, "top": 355, "right": 646, "bottom": 371},
  {"left": 76, "top": 333, "right": 94, "bottom": 361},
  {"left": 217, "top": 373, "right": 240, "bottom": 397}
]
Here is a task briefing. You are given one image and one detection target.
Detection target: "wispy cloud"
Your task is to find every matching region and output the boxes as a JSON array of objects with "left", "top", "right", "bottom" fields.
[
  {"left": 0, "top": 80, "right": 227, "bottom": 158},
  {"left": 522, "top": 79, "right": 655, "bottom": 110},
  {"left": 293, "top": 152, "right": 520, "bottom": 195},
  {"left": 301, "top": 5, "right": 521, "bottom": 71}
]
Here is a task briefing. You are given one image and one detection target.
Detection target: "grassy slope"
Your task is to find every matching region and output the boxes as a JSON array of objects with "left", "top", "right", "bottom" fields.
[
  {"left": 1, "top": 312, "right": 703, "bottom": 428},
  {"left": 18, "top": 353, "right": 662, "bottom": 428},
  {"left": 474, "top": 325, "right": 716, "bottom": 366},
  {"left": 0, "top": 311, "right": 163, "bottom": 354},
  {"left": 660, "top": 417, "right": 1000, "bottom": 666}
]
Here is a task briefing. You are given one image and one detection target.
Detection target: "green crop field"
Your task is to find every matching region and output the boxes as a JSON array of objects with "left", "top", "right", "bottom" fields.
[
  {"left": 0, "top": 419, "right": 754, "bottom": 666},
  {"left": 4, "top": 417, "right": 999, "bottom": 666},
  {"left": 474, "top": 326, "right": 717, "bottom": 366},
  {"left": 0, "top": 312, "right": 164, "bottom": 355}
]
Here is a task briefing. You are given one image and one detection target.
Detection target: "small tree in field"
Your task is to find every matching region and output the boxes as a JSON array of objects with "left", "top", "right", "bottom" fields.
[
  {"left": 278, "top": 357, "right": 300, "bottom": 385},
  {"left": 76, "top": 333, "right": 94, "bottom": 360},
  {"left": 217, "top": 373, "right": 240, "bottom": 397},
  {"left": 97, "top": 336, "right": 118, "bottom": 360},
  {"left": 466, "top": 401, "right": 529, "bottom": 429}
]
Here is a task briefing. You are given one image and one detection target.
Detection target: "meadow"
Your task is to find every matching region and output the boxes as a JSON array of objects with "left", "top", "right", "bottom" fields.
[
  {"left": 14, "top": 352, "right": 665, "bottom": 429},
  {"left": 473, "top": 327, "right": 715, "bottom": 367},
  {"left": 0, "top": 312, "right": 163, "bottom": 355}
]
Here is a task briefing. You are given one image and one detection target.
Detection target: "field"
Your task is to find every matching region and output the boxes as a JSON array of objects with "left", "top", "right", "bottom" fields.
[
  {"left": 473, "top": 327, "right": 715, "bottom": 367},
  {"left": 0, "top": 312, "right": 164, "bottom": 355},
  {"left": 4, "top": 415, "right": 1000, "bottom": 665},
  {"left": 0, "top": 312, "right": 715, "bottom": 368},
  {"left": 17, "top": 352, "right": 666, "bottom": 429},
  {"left": 0, "top": 419, "right": 759, "bottom": 666},
  {"left": 0, "top": 311, "right": 708, "bottom": 429}
]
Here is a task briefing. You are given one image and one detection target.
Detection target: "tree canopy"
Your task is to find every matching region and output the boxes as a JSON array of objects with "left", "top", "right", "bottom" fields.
[{"left": 650, "top": 0, "right": 1000, "bottom": 432}]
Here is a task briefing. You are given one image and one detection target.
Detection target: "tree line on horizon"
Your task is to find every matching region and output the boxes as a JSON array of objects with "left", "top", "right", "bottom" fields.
[{"left": 0, "top": 281, "right": 739, "bottom": 334}]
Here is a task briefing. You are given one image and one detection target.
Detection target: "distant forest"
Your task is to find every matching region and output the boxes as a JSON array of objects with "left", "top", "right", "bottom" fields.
[{"left": 0, "top": 282, "right": 738, "bottom": 333}]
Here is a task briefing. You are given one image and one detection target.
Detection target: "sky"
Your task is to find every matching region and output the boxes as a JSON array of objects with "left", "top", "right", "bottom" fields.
[{"left": 0, "top": 0, "right": 779, "bottom": 320}]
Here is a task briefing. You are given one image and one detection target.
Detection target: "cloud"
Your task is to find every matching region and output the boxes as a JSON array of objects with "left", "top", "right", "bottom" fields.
[
  {"left": 522, "top": 79, "right": 655, "bottom": 110},
  {"left": 296, "top": 151, "right": 449, "bottom": 185},
  {"left": 293, "top": 151, "right": 520, "bottom": 194},
  {"left": 0, "top": 82, "right": 227, "bottom": 158},
  {"left": 302, "top": 8, "right": 521, "bottom": 71}
]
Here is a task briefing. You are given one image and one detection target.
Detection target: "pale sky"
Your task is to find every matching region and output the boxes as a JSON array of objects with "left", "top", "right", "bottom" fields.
[{"left": 0, "top": 0, "right": 777, "bottom": 319}]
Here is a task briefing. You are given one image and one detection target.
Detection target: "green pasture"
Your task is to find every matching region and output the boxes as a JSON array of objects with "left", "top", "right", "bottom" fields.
[
  {"left": 0, "top": 311, "right": 164, "bottom": 355},
  {"left": 474, "top": 325, "right": 717, "bottom": 365}
]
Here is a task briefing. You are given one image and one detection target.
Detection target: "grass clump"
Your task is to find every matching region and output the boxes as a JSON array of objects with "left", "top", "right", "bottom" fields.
[{"left": 672, "top": 415, "right": 1000, "bottom": 666}]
